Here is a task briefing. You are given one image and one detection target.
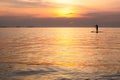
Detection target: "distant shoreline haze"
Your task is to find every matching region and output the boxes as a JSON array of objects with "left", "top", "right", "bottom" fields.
[{"left": 0, "top": 26, "right": 120, "bottom": 28}]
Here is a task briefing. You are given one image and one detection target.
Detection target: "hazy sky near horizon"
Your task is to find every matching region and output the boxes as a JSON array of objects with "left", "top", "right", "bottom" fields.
[{"left": 0, "top": 0, "right": 120, "bottom": 26}]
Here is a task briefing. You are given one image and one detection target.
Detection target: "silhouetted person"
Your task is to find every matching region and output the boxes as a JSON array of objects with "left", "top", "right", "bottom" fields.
[{"left": 95, "top": 24, "right": 99, "bottom": 33}]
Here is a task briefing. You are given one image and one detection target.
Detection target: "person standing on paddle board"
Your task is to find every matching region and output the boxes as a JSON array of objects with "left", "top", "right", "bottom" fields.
[{"left": 95, "top": 24, "right": 99, "bottom": 33}]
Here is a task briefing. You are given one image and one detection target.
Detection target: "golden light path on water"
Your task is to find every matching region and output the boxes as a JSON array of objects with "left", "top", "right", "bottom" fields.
[{"left": 51, "top": 28, "right": 79, "bottom": 66}]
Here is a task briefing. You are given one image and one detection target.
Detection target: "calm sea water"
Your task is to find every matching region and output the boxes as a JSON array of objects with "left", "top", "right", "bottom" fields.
[{"left": 0, "top": 27, "right": 120, "bottom": 80}]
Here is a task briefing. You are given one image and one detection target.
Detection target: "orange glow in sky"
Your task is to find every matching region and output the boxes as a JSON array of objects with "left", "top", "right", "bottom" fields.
[{"left": 0, "top": 0, "right": 120, "bottom": 18}]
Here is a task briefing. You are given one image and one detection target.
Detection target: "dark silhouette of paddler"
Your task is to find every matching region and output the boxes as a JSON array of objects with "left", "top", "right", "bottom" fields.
[{"left": 95, "top": 24, "right": 99, "bottom": 33}]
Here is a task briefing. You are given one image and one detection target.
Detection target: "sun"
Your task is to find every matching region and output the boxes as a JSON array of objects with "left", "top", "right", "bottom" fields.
[{"left": 56, "top": 8, "right": 76, "bottom": 17}]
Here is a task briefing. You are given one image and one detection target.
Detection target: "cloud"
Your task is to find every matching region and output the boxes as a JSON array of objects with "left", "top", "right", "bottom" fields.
[
  {"left": 0, "top": 0, "right": 57, "bottom": 8},
  {"left": 0, "top": 11, "right": 120, "bottom": 27},
  {"left": 80, "top": 12, "right": 120, "bottom": 26},
  {"left": 82, "top": 12, "right": 120, "bottom": 19}
]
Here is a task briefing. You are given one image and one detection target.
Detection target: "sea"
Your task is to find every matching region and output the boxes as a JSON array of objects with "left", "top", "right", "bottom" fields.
[{"left": 0, "top": 27, "right": 120, "bottom": 80}]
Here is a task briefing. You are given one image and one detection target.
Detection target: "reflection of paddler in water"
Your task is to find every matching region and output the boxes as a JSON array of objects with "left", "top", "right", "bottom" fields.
[{"left": 95, "top": 24, "right": 99, "bottom": 33}]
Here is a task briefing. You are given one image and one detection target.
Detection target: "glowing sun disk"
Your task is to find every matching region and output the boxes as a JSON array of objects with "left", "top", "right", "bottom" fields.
[{"left": 56, "top": 8, "right": 76, "bottom": 17}]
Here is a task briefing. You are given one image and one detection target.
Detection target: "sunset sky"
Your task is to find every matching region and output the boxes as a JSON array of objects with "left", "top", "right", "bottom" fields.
[{"left": 0, "top": 0, "right": 120, "bottom": 27}]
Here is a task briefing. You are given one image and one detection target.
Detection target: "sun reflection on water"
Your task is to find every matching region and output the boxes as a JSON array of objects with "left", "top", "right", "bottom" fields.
[{"left": 48, "top": 28, "right": 82, "bottom": 67}]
